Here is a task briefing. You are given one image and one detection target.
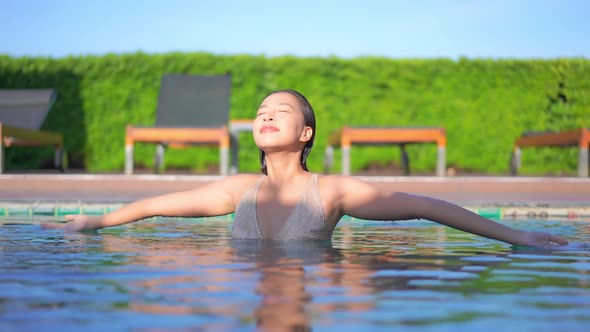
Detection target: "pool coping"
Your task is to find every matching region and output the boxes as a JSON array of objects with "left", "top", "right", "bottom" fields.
[{"left": 2, "top": 174, "right": 589, "bottom": 220}]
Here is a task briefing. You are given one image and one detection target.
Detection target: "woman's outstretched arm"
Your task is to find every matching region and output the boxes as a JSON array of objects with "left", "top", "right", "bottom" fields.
[
  {"left": 42, "top": 174, "right": 253, "bottom": 232},
  {"left": 333, "top": 176, "right": 567, "bottom": 247}
]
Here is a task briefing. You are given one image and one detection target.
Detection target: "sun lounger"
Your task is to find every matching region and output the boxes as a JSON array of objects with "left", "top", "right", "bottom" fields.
[
  {"left": 124, "top": 74, "right": 232, "bottom": 175},
  {"left": 324, "top": 126, "right": 446, "bottom": 176},
  {"left": 0, "top": 89, "right": 64, "bottom": 174},
  {"left": 511, "top": 128, "right": 589, "bottom": 177}
]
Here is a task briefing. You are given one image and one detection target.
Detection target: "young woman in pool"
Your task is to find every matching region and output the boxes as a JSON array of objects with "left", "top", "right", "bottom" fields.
[{"left": 43, "top": 89, "right": 568, "bottom": 247}]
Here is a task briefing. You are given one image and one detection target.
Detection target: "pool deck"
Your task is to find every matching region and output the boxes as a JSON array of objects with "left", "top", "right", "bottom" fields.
[{"left": 1, "top": 173, "right": 589, "bottom": 206}]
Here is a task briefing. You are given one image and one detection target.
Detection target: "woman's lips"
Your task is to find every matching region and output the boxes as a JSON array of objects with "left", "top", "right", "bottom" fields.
[{"left": 260, "top": 125, "right": 279, "bottom": 133}]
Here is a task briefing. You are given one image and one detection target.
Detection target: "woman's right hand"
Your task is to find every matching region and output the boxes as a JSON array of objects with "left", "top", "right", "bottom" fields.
[{"left": 41, "top": 214, "right": 102, "bottom": 232}]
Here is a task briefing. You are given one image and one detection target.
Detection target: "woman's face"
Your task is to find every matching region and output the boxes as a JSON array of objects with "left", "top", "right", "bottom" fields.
[{"left": 253, "top": 92, "right": 312, "bottom": 153}]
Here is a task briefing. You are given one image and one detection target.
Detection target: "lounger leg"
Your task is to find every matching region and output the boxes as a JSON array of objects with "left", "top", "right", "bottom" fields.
[
  {"left": 511, "top": 147, "right": 521, "bottom": 176},
  {"left": 220, "top": 146, "right": 229, "bottom": 175},
  {"left": 154, "top": 144, "right": 165, "bottom": 174},
  {"left": 54, "top": 147, "right": 64, "bottom": 172},
  {"left": 579, "top": 146, "right": 589, "bottom": 177},
  {"left": 437, "top": 146, "right": 446, "bottom": 177},
  {"left": 400, "top": 144, "right": 410, "bottom": 175},
  {"left": 342, "top": 146, "right": 351, "bottom": 176},
  {"left": 229, "top": 132, "right": 239, "bottom": 175},
  {"left": 125, "top": 144, "right": 134, "bottom": 175},
  {"left": 323, "top": 146, "right": 334, "bottom": 174},
  {"left": 0, "top": 141, "right": 4, "bottom": 174}
]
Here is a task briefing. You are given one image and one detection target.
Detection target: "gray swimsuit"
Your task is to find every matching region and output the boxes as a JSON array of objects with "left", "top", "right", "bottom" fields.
[{"left": 231, "top": 173, "right": 333, "bottom": 240}]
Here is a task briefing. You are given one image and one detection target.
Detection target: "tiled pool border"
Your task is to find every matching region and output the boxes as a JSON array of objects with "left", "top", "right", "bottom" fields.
[{"left": 0, "top": 201, "right": 589, "bottom": 220}]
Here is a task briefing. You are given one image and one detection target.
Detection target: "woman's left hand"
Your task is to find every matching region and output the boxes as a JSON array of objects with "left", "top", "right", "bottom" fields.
[{"left": 521, "top": 231, "right": 568, "bottom": 248}]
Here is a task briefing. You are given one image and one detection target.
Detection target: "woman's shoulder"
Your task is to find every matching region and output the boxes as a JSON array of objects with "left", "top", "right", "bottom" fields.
[
  {"left": 226, "top": 173, "right": 263, "bottom": 180},
  {"left": 315, "top": 173, "right": 369, "bottom": 191},
  {"left": 221, "top": 173, "right": 263, "bottom": 186},
  {"left": 215, "top": 173, "right": 263, "bottom": 200},
  {"left": 316, "top": 173, "right": 363, "bottom": 184}
]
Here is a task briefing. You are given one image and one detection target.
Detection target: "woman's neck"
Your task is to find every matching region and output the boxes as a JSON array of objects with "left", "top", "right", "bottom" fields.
[{"left": 263, "top": 151, "right": 309, "bottom": 185}]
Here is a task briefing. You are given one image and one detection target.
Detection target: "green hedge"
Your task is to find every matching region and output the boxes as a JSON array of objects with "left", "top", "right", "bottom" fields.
[{"left": 1, "top": 53, "right": 588, "bottom": 175}]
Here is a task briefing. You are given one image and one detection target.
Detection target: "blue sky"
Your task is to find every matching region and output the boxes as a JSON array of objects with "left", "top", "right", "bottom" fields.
[{"left": 1, "top": 0, "right": 588, "bottom": 59}]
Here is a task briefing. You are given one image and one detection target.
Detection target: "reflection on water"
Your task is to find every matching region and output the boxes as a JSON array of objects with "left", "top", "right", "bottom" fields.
[{"left": 0, "top": 217, "right": 589, "bottom": 331}]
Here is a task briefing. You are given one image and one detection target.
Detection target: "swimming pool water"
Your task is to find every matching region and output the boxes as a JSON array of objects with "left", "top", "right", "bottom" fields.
[{"left": 1, "top": 217, "right": 589, "bottom": 331}]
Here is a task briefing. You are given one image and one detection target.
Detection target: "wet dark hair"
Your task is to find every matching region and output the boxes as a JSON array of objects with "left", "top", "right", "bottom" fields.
[{"left": 259, "top": 89, "right": 316, "bottom": 175}]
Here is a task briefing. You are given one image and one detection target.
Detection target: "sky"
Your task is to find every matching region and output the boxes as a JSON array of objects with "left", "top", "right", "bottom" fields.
[{"left": 1, "top": 0, "right": 589, "bottom": 59}]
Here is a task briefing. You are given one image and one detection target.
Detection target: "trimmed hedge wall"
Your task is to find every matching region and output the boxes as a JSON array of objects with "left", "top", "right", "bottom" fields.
[{"left": 1, "top": 53, "right": 588, "bottom": 175}]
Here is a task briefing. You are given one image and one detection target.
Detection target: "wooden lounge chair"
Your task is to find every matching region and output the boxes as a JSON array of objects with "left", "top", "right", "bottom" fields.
[
  {"left": 0, "top": 89, "right": 64, "bottom": 174},
  {"left": 324, "top": 126, "right": 447, "bottom": 176},
  {"left": 125, "top": 74, "right": 232, "bottom": 175},
  {"left": 511, "top": 128, "right": 590, "bottom": 177}
]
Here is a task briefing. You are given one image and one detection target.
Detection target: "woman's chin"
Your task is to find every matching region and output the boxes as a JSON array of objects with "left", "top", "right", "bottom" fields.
[
  {"left": 258, "top": 146, "right": 282, "bottom": 153},
  {"left": 258, "top": 144, "right": 298, "bottom": 154},
  {"left": 255, "top": 140, "right": 286, "bottom": 151}
]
